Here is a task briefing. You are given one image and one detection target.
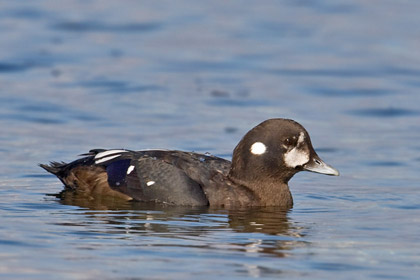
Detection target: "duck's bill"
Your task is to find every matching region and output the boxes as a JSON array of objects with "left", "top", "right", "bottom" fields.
[{"left": 303, "top": 156, "right": 340, "bottom": 176}]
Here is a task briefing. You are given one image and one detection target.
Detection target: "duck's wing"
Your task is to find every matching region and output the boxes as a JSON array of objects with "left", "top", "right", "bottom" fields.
[
  {"left": 120, "top": 150, "right": 231, "bottom": 206},
  {"left": 41, "top": 149, "right": 213, "bottom": 206},
  {"left": 155, "top": 150, "right": 231, "bottom": 186},
  {"left": 124, "top": 153, "right": 209, "bottom": 205}
]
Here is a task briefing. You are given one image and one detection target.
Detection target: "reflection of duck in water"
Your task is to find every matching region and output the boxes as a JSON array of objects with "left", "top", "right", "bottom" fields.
[
  {"left": 42, "top": 118, "right": 338, "bottom": 208},
  {"left": 228, "top": 208, "right": 291, "bottom": 235},
  {"left": 227, "top": 207, "right": 305, "bottom": 258},
  {"left": 55, "top": 195, "right": 302, "bottom": 259},
  {"left": 55, "top": 194, "right": 295, "bottom": 236}
]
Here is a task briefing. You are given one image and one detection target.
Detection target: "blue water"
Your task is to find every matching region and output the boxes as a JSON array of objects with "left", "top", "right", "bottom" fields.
[{"left": 1, "top": 1, "right": 420, "bottom": 279}]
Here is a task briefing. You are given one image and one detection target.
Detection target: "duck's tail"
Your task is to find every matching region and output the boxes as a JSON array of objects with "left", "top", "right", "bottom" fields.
[
  {"left": 39, "top": 161, "right": 68, "bottom": 177},
  {"left": 40, "top": 153, "right": 97, "bottom": 179}
]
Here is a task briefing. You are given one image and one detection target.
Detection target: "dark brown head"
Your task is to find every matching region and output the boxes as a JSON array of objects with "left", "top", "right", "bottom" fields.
[{"left": 229, "top": 118, "right": 339, "bottom": 184}]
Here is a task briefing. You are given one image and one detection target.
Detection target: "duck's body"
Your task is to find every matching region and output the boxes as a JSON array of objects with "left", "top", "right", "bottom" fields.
[{"left": 41, "top": 119, "right": 339, "bottom": 208}]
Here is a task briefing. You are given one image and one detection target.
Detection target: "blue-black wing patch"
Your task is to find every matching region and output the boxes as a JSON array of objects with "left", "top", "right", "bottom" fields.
[{"left": 106, "top": 159, "right": 131, "bottom": 188}]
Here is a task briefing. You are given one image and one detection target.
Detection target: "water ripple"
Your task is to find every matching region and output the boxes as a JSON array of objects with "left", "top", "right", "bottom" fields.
[
  {"left": 56, "top": 79, "right": 166, "bottom": 94},
  {"left": 269, "top": 67, "right": 420, "bottom": 77},
  {"left": 0, "top": 62, "right": 32, "bottom": 72},
  {"left": 3, "top": 8, "right": 46, "bottom": 19},
  {"left": 348, "top": 108, "right": 420, "bottom": 118},
  {"left": 311, "top": 262, "right": 366, "bottom": 271},
  {"left": 366, "top": 161, "right": 405, "bottom": 167},
  {"left": 286, "top": 1, "right": 359, "bottom": 14},
  {"left": 308, "top": 87, "right": 392, "bottom": 97},
  {"left": 206, "top": 98, "right": 270, "bottom": 107},
  {"left": 0, "top": 96, "right": 101, "bottom": 124},
  {"left": 52, "top": 21, "right": 162, "bottom": 33}
]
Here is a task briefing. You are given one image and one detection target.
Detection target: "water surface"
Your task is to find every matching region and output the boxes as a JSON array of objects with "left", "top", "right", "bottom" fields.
[{"left": 1, "top": 1, "right": 420, "bottom": 279}]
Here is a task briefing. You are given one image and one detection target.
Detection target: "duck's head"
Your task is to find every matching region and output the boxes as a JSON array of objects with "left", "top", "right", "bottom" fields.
[{"left": 229, "top": 118, "right": 339, "bottom": 184}]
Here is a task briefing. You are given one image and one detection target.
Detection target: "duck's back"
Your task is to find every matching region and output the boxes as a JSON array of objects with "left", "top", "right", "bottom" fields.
[{"left": 41, "top": 149, "right": 246, "bottom": 206}]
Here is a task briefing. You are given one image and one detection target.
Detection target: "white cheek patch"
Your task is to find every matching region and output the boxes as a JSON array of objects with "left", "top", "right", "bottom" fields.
[
  {"left": 283, "top": 147, "right": 310, "bottom": 168},
  {"left": 250, "top": 142, "right": 267, "bottom": 155}
]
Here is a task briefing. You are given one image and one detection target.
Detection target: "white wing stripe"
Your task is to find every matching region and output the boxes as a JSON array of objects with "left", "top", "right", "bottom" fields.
[
  {"left": 94, "top": 149, "right": 128, "bottom": 160},
  {"left": 138, "top": 149, "right": 169, "bottom": 152},
  {"left": 95, "top": 154, "right": 121, "bottom": 164}
]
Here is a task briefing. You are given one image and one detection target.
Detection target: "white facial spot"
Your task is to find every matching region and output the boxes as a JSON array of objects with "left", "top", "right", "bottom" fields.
[
  {"left": 146, "top": 181, "right": 155, "bottom": 186},
  {"left": 297, "top": 132, "right": 305, "bottom": 145},
  {"left": 283, "top": 147, "right": 309, "bottom": 168},
  {"left": 250, "top": 142, "right": 267, "bottom": 155},
  {"left": 127, "top": 165, "right": 135, "bottom": 175}
]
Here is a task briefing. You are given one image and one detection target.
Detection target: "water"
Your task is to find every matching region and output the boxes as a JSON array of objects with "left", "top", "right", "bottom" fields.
[{"left": 1, "top": 1, "right": 420, "bottom": 279}]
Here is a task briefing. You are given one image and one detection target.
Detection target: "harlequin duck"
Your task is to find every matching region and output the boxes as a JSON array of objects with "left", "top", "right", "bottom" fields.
[{"left": 40, "top": 118, "right": 339, "bottom": 208}]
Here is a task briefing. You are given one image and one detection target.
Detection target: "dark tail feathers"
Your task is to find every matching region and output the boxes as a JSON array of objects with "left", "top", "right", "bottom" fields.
[{"left": 39, "top": 161, "right": 68, "bottom": 177}]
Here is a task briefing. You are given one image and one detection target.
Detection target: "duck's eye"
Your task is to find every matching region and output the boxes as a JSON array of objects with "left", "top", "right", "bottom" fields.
[
  {"left": 284, "top": 138, "right": 295, "bottom": 146},
  {"left": 283, "top": 137, "right": 298, "bottom": 147}
]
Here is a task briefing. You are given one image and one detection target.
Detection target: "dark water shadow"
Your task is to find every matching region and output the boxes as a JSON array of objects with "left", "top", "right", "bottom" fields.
[
  {"left": 0, "top": 96, "right": 102, "bottom": 124},
  {"left": 206, "top": 88, "right": 269, "bottom": 107},
  {"left": 50, "top": 191, "right": 307, "bottom": 258},
  {"left": 307, "top": 87, "right": 392, "bottom": 97},
  {"left": 206, "top": 98, "right": 270, "bottom": 107},
  {"left": 159, "top": 59, "right": 258, "bottom": 72},
  {"left": 55, "top": 79, "right": 166, "bottom": 95},
  {"left": 1, "top": 7, "right": 47, "bottom": 19},
  {"left": 348, "top": 107, "right": 420, "bottom": 118},
  {"left": 237, "top": 20, "right": 313, "bottom": 39},
  {"left": 269, "top": 67, "right": 420, "bottom": 78},
  {"left": 0, "top": 62, "right": 33, "bottom": 73},
  {"left": 365, "top": 161, "right": 405, "bottom": 167},
  {"left": 286, "top": 0, "right": 359, "bottom": 14},
  {"left": 52, "top": 21, "right": 162, "bottom": 33}
]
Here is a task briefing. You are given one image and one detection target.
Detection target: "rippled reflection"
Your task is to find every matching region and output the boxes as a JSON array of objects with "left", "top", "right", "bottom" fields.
[{"left": 54, "top": 192, "right": 308, "bottom": 260}]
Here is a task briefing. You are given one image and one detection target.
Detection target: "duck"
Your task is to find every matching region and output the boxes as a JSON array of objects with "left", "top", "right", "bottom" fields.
[{"left": 40, "top": 118, "right": 339, "bottom": 208}]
